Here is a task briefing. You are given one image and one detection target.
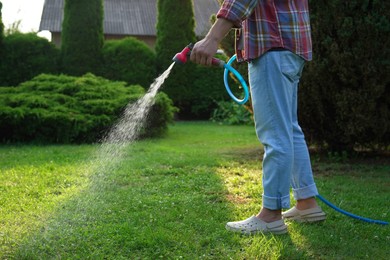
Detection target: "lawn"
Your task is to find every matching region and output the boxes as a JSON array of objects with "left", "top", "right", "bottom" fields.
[{"left": 1, "top": 122, "right": 389, "bottom": 259}]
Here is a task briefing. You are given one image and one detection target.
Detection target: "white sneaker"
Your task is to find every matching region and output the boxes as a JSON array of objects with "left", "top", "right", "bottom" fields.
[
  {"left": 282, "top": 206, "right": 326, "bottom": 223},
  {"left": 226, "top": 216, "right": 288, "bottom": 235}
]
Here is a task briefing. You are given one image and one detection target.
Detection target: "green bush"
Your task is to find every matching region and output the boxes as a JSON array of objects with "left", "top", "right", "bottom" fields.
[
  {"left": 0, "top": 73, "right": 176, "bottom": 143},
  {"left": 189, "top": 64, "right": 227, "bottom": 119},
  {"left": 0, "top": 33, "right": 60, "bottom": 86},
  {"left": 143, "top": 92, "right": 177, "bottom": 138},
  {"left": 187, "top": 52, "right": 248, "bottom": 119},
  {"left": 211, "top": 100, "right": 253, "bottom": 125},
  {"left": 299, "top": 0, "right": 390, "bottom": 151},
  {"left": 61, "top": 0, "right": 104, "bottom": 76},
  {"left": 155, "top": 0, "right": 197, "bottom": 118},
  {"left": 100, "top": 37, "right": 156, "bottom": 87}
]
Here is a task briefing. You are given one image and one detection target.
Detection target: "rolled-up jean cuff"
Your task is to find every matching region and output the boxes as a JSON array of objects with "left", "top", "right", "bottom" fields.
[
  {"left": 262, "top": 194, "right": 291, "bottom": 210},
  {"left": 293, "top": 183, "right": 319, "bottom": 200}
]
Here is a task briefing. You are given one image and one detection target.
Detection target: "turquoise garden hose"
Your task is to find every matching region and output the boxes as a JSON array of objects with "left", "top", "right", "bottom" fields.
[{"left": 223, "top": 54, "right": 249, "bottom": 105}]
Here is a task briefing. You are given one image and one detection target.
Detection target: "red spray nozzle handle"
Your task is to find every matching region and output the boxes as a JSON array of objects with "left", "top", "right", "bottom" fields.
[
  {"left": 172, "top": 43, "right": 194, "bottom": 64},
  {"left": 173, "top": 43, "right": 225, "bottom": 67}
]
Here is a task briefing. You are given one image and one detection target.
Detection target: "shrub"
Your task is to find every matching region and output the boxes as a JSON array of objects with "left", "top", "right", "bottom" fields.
[
  {"left": 61, "top": 0, "right": 104, "bottom": 76},
  {"left": 0, "top": 73, "right": 176, "bottom": 143},
  {"left": 142, "top": 92, "right": 177, "bottom": 138},
  {"left": 0, "top": 33, "right": 60, "bottom": 86},
  {"left": 189, "top": 64, "right": 227, "bottom": 119},
  {"left": 211, "top": 100, "right": 253, "bottom": 125},
  {"left": 299, "top": 0, "right": 390, "bottom": 151},
  {"left": 155, "top": 0, "right": 197, "bottom": 118},
  {"left": 100, "top": 37, "right": 156, "bottom": 87},
  {"left": 187, "top": 52, "right": 248, "bottom": 119}
]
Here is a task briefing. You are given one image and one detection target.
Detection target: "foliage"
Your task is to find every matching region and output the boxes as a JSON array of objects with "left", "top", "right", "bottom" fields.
[
  {"left": 100, "top": 37, "right": 156, "bottom": 88},
  {"left": 189, "top": 61, "right": 229, "bottom": 119},
  {"left": 299, "top": 0, "right": 390, "bottom": 151},
  {"left": 61, "top": 0, "right": 104, "bottom": 76},
  {"left": 155, "top": 0, "right": 197, "bottom": 118},
  {"left": 144, "top": 92, "right": 177, "bottom": 138},
  {"left": 211, "top": 100, "right": 253, "bottom": 125},
  {"left": 155, "top": 0, "right": 195, "bottom": 73},
  {"left": 0, "top": 32, "right": 60, "bottom": 86},
  {"left": 0, "top": 73, "right": 175, "bottom": 143},
  {"left": 0, "top": 1, "right": 4, "bottom": 47},
  {"left": 4, "top": 20, "right": 21, "bottom": 35}
]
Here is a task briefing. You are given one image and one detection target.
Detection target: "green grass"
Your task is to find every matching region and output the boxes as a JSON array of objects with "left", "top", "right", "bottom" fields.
[{"left": 0, "top": 122, "right": 389, "bottom": 259}]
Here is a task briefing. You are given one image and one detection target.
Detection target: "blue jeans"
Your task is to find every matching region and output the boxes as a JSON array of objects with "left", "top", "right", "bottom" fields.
[{"left": 248, "top": 50, "right": 318, "bottom": 210}]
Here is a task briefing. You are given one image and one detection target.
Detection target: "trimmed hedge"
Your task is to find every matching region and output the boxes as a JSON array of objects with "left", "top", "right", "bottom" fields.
[
  {"left": 61, "top": 0, "right": 104, "bottom": 76},
  {"left": 0, "top": 73, "right": 176, "bottom": 143},
  {"left": 155, "top": 0, "right": 197, "bottom": 119},
  {"left": 100, "top": 37, "right": 156, "bottom": 87},
  {"left": 0, "top": 33, "right": 59, "bottom": 86}
]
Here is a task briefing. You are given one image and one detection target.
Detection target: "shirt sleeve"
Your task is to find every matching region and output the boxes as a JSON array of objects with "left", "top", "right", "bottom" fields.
[{"left": 216, "top": 0, "right": 259, "bottom": 28}]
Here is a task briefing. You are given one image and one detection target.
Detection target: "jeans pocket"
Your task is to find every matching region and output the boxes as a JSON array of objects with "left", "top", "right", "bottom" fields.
[{"left": 281, "top": 52, "right": 305, "bottom": 83}]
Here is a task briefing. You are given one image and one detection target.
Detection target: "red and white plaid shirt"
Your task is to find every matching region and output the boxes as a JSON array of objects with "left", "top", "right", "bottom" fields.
[{"left": 217, "top": 0, "right": 312, "bottom": 62}]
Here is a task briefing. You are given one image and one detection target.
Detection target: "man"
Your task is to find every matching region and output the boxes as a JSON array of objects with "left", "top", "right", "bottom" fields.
[{"left": 190, "top": 0, "right": 326, "bottom": 235}]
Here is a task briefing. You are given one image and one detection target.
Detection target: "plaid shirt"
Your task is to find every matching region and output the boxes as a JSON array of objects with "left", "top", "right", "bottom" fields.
[{"left": 217, "top": 0, "right": 312, "bottom": 62}]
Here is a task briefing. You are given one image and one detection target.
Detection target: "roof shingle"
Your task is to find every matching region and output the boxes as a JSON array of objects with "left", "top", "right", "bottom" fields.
[{"left": 39, "top": 0, "right": 220, "bottom": 37}]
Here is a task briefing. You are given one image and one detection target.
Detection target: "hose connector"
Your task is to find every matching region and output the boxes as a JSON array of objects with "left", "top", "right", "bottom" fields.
[{"left": 211, "top": 58, "right": 225, "bottom": 68}]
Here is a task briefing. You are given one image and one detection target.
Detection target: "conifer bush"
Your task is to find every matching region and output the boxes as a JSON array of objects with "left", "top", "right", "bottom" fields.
[
  {"left": 155, "top": 0, "right": 197, "bottom": 118},
  {"left": 100, "top": 37, "right": 156, "bottom": 88},
  {"left": 189, "top": 53, "right": 235, "bottom": 119},
  {"left": 0, "top": 74, "right": 176, "bottom": 143},
  {"left": 299, "top": 0, "right": 390, "bottom": 151},
  {"left": 61, "top": 0, "right": 104, "bottom": 76},
  {"left": 0, "top": 33, "right": 59, "bottom": 86}
]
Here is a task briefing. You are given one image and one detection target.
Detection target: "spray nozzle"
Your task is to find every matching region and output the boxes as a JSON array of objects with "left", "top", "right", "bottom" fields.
[{"left": 172, "top": 43, "right": 194, "bottom": 64}]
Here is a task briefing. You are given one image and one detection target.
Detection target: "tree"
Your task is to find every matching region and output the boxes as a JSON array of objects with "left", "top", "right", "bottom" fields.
[
  {"left": 61, "top": 0, "right": 104, "bottom": 76},
  {"left": 0, "top": 1, "right": 4, "bottom": 52},
  {"left": 155, "top": 0, "right": 196, "bottom": 118}
]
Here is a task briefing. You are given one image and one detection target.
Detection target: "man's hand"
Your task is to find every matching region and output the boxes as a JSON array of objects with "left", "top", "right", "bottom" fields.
[
  {"left": 190, "top": 18, "right": 234, "bottom": 66},
  {"left": 190, "top": 38, "right": 219, "bottom": 66}
]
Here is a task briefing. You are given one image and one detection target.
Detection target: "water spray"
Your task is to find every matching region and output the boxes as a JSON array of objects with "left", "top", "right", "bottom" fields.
[
  {"left": 172, "top": 43, "right": 388, "bottom": 226},
  {"left": 173, "top": 43, "right": 250, "bottom": 105}
]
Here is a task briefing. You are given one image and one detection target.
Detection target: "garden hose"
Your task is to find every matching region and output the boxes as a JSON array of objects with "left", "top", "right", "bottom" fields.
[
  {"left": 223, "top": 55, "right": 249, "bottom": 105},
  {"left": 316, "top": 194, "right": 388, "bottom": 225}
]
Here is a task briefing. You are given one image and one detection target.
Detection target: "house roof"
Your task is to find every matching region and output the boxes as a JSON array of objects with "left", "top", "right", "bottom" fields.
[{"left": 39, "top": 0, "right": 220, "bottom": 37}]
